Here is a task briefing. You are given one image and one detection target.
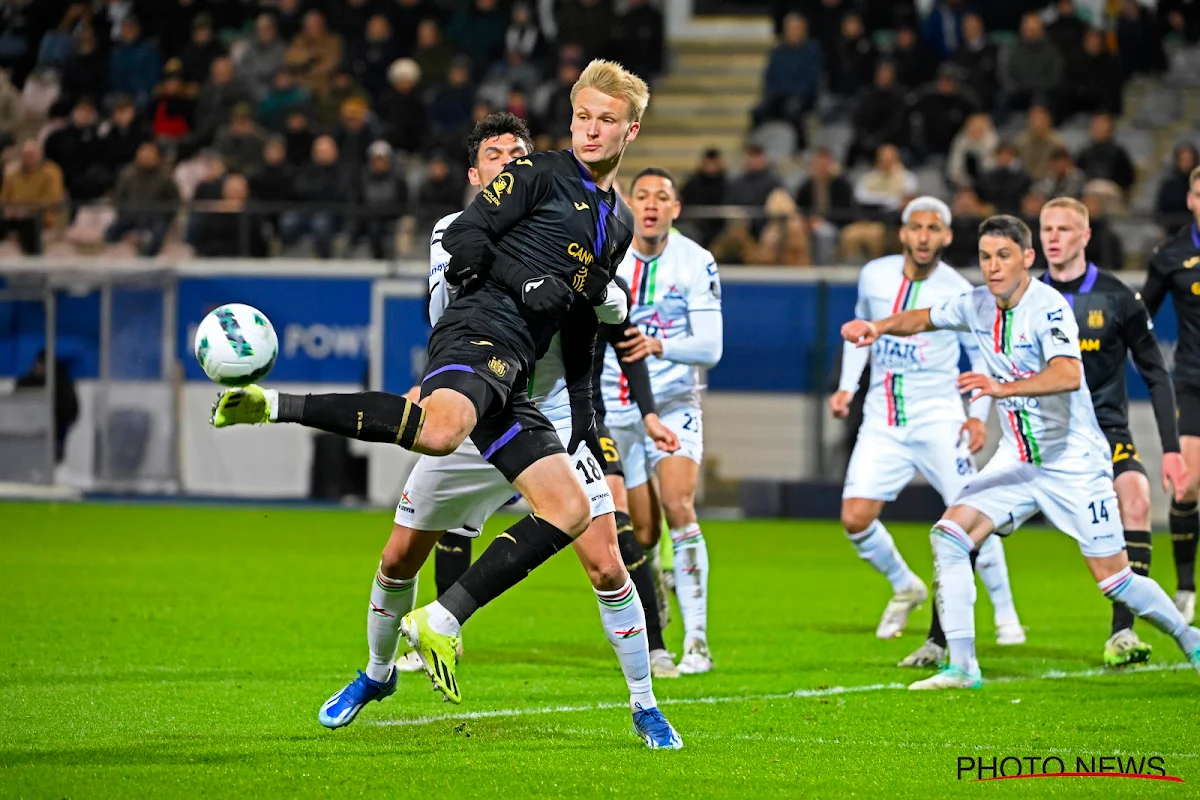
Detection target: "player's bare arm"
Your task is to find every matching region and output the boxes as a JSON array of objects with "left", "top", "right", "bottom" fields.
[{"left": 957, "top": 355, "right": 1082, "bottom": 401}]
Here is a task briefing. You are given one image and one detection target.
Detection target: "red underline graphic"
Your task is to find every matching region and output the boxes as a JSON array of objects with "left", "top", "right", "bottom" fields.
[{"left": 974, "top": 773, "right": 1185, "bottom": 783}]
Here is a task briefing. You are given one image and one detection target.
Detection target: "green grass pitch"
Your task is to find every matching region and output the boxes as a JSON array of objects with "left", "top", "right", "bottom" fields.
[{"left": 2, "top": 501, "right": 1197, "bottom": 798}]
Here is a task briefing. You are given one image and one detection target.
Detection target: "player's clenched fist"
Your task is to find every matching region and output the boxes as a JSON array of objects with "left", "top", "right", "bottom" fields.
[{"left": 841, "top": 319, "right": 879, "bottom": 347}]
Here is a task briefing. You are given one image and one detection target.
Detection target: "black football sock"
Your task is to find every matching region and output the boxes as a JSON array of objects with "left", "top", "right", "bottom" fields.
[
  {"left": 928, "top": 549, "right": 979, "bottom": 648},
  {"left": 1111, "top": 529, "right": 1152, "bottom": 635},
  {"left": 616, "top": 511, "right": 666, "bottom": 652},
  {"left": 435, "top": 533, "right": 473, "bottom": 597},
  {"left": 276, "top": 392, "right": 426, "bottom": 449},
  {"left": 1169, "top": 500, "right": 1198, "bottom": 592},
  {"left": 438, "top": 514, "right": 574, "bottom": 625}
]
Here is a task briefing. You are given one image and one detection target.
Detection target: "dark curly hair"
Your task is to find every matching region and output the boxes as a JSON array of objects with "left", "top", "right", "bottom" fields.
[{"left": 466, "top": 112, "right": 533, "bottom": 166}]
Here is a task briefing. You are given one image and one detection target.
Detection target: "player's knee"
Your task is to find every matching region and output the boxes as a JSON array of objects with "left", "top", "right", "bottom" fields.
[
  {"left": 1121, "top": 493, "right": 1151, "bottom": 530},
  {"left": 841, "top": 508, "right": 874, "bottom": 535},
  {"left": 416, "top": 419, "right": 468, "bottom": 456},
  {"left": 662, "top": 494, "right": 695, "bottom": 528},
  {"left": 585, "top": 556, "right": 628, "bottom": 592},
  {"left": 1180, "top": 483, "right": 1200, "bottom": 504},
  {"left": 559, "top": 492, "right": 592, "bottom": 537}
]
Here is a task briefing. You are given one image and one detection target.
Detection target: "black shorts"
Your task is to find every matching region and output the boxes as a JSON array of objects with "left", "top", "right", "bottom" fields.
[
  {"left": 421, "top": 324, "right": 563, "bottom": 483},
  {"left": 1177, "top": 384, "right": 1200, "bottom": 438},
  {"left": 596, "top": 419, "right": 624, "bottom": 478},
  {"left": 1103, "top": 427, "right": 1146, "bottom": 479}
]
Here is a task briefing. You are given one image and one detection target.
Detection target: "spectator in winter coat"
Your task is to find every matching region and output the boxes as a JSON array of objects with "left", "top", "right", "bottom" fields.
[
  {"left": 795, "top": 147, "right": 855, "bottom": 264},
  {"left": 193, "top": 172, "right": 268, "bottom": 258},
  {"left": 249, "top": 137, "right": 293, "bottom": 236},
  {"left": 257, "top": 69, "right": 311, "bottom": 132},
  {"left": 1004, "top": 13, "right": 1065, "bottom": 114},
  {"left": 44, "top": 97, "right": 110, "bottom": 203},
  {"left": 416, "top": 151, "right": 466, "bottom": 230},
  {"left": 947, "top": 112, "right": 998, "bottom": 191},
  {"left": 853, "top": 144, "right": 917, "bottom": 213},
  {"left": 351, "top": 15, "right": 400, "bottom": 103},
  {"left": 1155, "top": 142, "right": 1199, "bottom": 234},
  {"left": 448, "top": 0, "right": 507, "bottom": 79},
  {"left": 1062, "top": 27, "right": 1125, "bottom": 118},
  {"left": 428, "top": 57, "right": 476, "bottom": 142},
  {"left": 1033, "top": 148, "right": 1086, "bottom": 199},
  {"left": 753, "top": 13, "right": 822, "bottom": 142},
  {"left": 179, "top": 14, "right": 227, "bottom": 89},
  {"left": 680, "top": 148, "right": 728, "bottom": 247},
  {"left": 826, "top": 13, "right": 877, "bottom": 100},
  {"left": 108, "top": 17, "right": 160, "bottom": 110},
  {"left": 59, "top": 26, "right": 107, "bottom": 108},
  {"left": 193, "top": 56, "right": 254, "bottom": 146},
  {"left": 0, "top": 140, "right": 64, "bottom": 254},
  {"left": 105, "top": 141, "right": 179, "bottom": 256},
  {"left": 280, "top": 135, "right": 352, "bottom": 258},
  {"left": 908, "top": 65, "right": 980, "bottom": 159},
  {"left": 950, "top": 14, "right": 999, "bottom": 110},
  {"left": 100, "top": 95, "right": 150, "bottom": 177},
  {"left": 237, "top": 15, "right": 287, "bottom": 102},
  {"left": 285, "top": 10, "right": 344, "bottom": 96},
  {"left": 976, "top": 141, "right": 1032, "bottom": 215},
  {"left": 615, "top": 0, "right": 665, "bottom": 80},
  {"left": 353, "top": 140, "right": 409, "bottom": 259},
  {"left": 1075, "top": 113, "right": 1136, "bottom": 198},
  {"left": 849, "top": 61, "right": 909, "bottom": 166},
  {"left": 411, "top": 18, "right": 455, "bottom": 89},
  {"left": 214, "top": 104, "right": 268, "bottom": 174},
  {"left": 1014, "top": 104, "right": 1065, "bottom": 182},
  {"left": 377, "top": 59, "right": 428, "bottom": 155}
]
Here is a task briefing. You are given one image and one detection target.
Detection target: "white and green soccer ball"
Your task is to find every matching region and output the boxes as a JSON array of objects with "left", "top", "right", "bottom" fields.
[{"left": 194, "top": 303, "right": 278, "bottom": 386}]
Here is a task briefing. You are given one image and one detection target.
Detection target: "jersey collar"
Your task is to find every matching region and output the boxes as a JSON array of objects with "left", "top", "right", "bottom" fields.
[
  {"left": 1192, "top": 223, "right": 1200, "bottom": 249},
  {"left": 1042, "top": 261, "right": 1098, "bottom": 307},
  {"left": 569, "top": 149, "right": 613, "bottom": 260}
]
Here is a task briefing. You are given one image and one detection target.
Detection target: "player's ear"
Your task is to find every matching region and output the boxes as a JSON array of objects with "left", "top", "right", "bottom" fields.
[
  {"left": 467, "top": 166, "right": 481, "bottom": 188},
  {"left": 624, "top": 120, "right": 640, "bottom": 145},
  {"left": 1023, "top": 247, "right": 1036, "bottom": 268}
]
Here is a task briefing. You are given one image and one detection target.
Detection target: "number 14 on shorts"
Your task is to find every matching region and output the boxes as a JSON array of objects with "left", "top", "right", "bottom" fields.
[{"left": 1088, "top": 499, "right": 1110, "bottom": 525}]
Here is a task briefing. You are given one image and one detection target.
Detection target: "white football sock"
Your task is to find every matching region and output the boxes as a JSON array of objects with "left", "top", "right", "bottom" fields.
[
  {"left": 263, "top": 388, "right": 280, "bottom": 420},
  {"left": 1100, "top": 568, "right": 1200, "bottom": 652},
  {"left": 671, "top": 523, "right": 709, "bottom": 644},
  {"left": 976, "top": 535, "right": 1019, "bottom": 625},
  {"left": 595, "top": 578, "right": 656, "bottom": 711},
  {"left": 847, "top": 519, "right": 917, "bottom": 593},
  {"left": 425, "top": 600, "right": 463, "bottom": 638},
  {"left": 365, "top": 566, "right": 417, "bottom": 682},
  {"left": 931, "top": 520, "right": 978, "bottom": 673}
]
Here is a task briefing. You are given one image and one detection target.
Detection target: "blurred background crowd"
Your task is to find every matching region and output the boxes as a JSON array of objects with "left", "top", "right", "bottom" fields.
[{"left": 0, "top": 0, "right": 1197, "bottom": 266}]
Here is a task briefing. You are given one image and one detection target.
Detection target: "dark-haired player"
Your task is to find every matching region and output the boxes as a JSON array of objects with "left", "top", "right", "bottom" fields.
[
  {"left": 600, "top": 167, "right": 723, "bottom": 675},
  {"left": 843, "top": 215, "right": 1200, "bottom": 689},
  {"left": 1039, "top": 197, "right": 1188, "bottom": 666},
  {"left": 1141, "top": 164, "right": 1200, "bottom": 626}
]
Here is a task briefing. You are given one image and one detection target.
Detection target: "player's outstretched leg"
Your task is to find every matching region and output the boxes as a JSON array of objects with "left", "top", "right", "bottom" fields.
[
  {"left": 659, "top": 457, "right": 711, "bottom": 675},
  {"left": 403, "top": 455, "right": 591, "bottom": 703},
  {"left": 617, "top": 512, "right": 677, "bottom": 678},
  {"left": 1169, "top": 499, "right": 1198, "bottom": 624},
  {"left": 212, "top": 387, "right": 472, "bottom": 457},
  {"left": 910, "top": 520, "right": 983, "bottom": 690},
  {"left": 1097, "top": 563, "right": 1200, "bottom": 673},
  {"left": 575, "top": 514, "right": 682, "bottom": 749},
  {"left": 843, "top": 499, "right": 927, "bottom": 639},
  {"left": 319, "top": 525, "right": 438, "bottom": 728},
  {"left": 975, "top": 536, "right": 1025, "bottom": 645}
]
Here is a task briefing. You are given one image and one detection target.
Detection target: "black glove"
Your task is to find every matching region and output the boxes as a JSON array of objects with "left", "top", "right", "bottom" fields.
[
  {"left": 578, "top": 262, "right": 613, "bottom": 304},
  {"left": 568, "top": 410, "right": 605, "bottom": 467},
  {"left": 445, "top": 241, "right": 496, "bottom": 286},
  {"left": 521, "top": 274, "right": 574, "bottom": 316}
]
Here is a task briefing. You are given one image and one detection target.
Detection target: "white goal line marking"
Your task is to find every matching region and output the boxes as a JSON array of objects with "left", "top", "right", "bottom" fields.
[{"left": 370, "top": 661, "right": 1193, "bottom": 728}]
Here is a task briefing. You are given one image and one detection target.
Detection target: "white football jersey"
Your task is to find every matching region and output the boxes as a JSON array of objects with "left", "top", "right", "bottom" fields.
[
  {"left": 930, "top": 278, "right": 1110, "bottom": 474},
  {"left": 601, "top": 232, "right": 721, "bottom": 422},
  {"left": 428, "top": 212, "right": 569, "bottom": 423},
  {"left": 847, "top": 256, "right": 982, "bottom": 430}
]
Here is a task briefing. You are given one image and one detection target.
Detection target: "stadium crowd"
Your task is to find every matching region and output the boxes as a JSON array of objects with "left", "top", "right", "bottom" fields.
[
  {"left": 0, "top": 0, "right": 1196, "bottom": 264},
  {"left": 0, "top": 0, "right": 664, "bottom": 257}
]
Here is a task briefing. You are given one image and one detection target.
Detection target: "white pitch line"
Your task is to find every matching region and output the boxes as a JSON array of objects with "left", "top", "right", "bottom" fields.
[{"left": 370, "top": 662, "right": 1193, "bottom": 728}]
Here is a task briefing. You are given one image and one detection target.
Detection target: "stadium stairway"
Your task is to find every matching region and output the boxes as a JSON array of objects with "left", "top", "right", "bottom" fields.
[{"left": 622, "top": 26, "right": 774, "bottom": 179}]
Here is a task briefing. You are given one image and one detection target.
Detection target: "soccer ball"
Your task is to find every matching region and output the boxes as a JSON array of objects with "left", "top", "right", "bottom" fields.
[{"left": 194, "top": 303, "right": 278, "bottom": 386}]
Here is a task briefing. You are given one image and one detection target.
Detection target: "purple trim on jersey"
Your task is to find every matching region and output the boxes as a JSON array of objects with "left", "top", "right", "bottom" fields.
[
  {"left": 480, "top": 422, "right": 522, "bottom": 461},
  {"left": 422, "top": 364, "right": 475, "bottom": 383},
  {"left": 1192, "top": 224, "right": 1200, "bottom": 249},
  {"left": 1043, "top": 262, "right": 1099, "bottom": 307},
  {"left": 570, "top": 151, "right": 611, "bottom": 259}
]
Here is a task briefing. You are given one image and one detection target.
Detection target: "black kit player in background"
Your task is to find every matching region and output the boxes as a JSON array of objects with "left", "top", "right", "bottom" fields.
[
  {"left": 1039, "top": 197, "right": 1189, "bottom": 665},
  {"left": 1142, "top": 165, "right": 1200, "bottom": 626}
]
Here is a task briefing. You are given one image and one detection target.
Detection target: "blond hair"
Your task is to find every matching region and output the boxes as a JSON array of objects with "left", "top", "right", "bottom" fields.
[
  {"left": 1040, "top": 196, "right": 1090, "bottom": 227},
  {"left": 570, "top": 60, "right": 650, "bottom": 123}
]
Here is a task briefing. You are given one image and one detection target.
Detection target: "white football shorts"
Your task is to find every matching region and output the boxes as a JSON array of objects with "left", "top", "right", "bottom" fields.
[
  {"left": 395, "top": 418, "right": 615, "bottom": 535},
  {"left": 843, "top": 419, "right": 975, "bottom": 504},
  {"left": 609, "top": 403, "right": 704, "bottom": 490}
]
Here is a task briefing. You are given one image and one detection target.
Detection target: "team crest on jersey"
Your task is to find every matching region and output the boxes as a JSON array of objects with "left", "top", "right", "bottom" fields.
[
  {"left": 487, "top": 357, "right": 508, "bottom": 377},
  {"left": 1088, "top": 309, "right": 1104, "bottom": 329},
  {"left": 571, "top": 265, "right": 588, "bottom": 292}
]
